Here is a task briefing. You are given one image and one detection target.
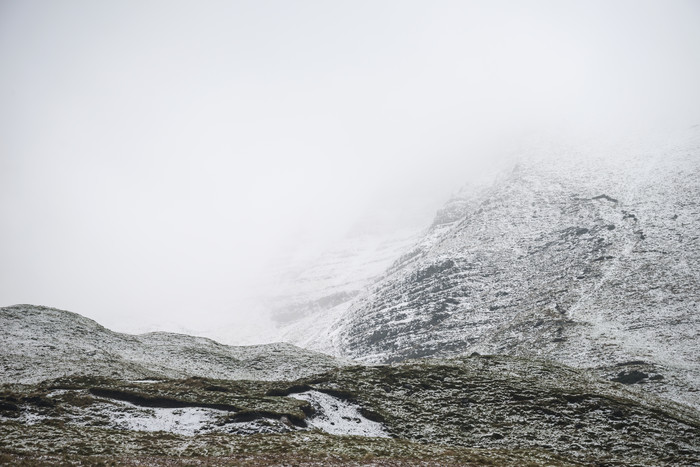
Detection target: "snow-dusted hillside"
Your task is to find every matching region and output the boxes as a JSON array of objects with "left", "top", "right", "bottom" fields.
[
  {"left": 308, "top": 128, "right": 700, "bottom": 409},
  {"left": 0, "top": 304, "right": 350, "bottom": 384},
  {"left": 268, "top": 228, "right": 421, "bottom": 323},
  {"left": 264, "top": 227, "right": 422, "bottom": 350}
]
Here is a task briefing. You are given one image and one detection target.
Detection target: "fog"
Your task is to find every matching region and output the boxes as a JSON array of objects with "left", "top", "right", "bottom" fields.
[{"left": 2, "top": 0, "right": 699, "bottom": 341}]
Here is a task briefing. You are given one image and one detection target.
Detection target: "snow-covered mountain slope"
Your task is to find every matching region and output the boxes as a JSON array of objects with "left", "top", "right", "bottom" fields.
[
  {"left": 258, "top": 226, "right": 424, "bottom": 353},
  {"left": 266, "top": 228, "right": 421, "bottom": 326},
  {"left": 311, "top": 128, "right": 700, "bottom": 409},
  {"left": 0, "top": 304, "right": 349, "bottom": 384}
]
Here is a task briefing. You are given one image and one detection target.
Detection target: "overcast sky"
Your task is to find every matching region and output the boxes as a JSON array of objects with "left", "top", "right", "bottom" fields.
[{"left": 2, "top": 0, "right": 699, "bottom": 339}]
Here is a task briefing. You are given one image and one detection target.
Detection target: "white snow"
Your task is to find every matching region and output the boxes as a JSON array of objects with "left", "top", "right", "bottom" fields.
[
  {"left": 5, "top": 389, "right": 389, "bottom": 438},
  {"left": 289, "top": 390, "right": 388, "bottom": 437},
  {"left": 16, "top": 407, "right": 47, "bottom": 426},
  {"left": 106, "top": 404, "right": 226, "bottom": 436},
  {"left": 4, "top": 389, "right": 302, "bottom": 437}
]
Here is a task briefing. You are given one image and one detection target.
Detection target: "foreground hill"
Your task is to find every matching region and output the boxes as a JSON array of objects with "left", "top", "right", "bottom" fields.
[
  {"left": 0, "top": 304, "right": 348, "bottom": 384},
  {"left": 1, "top": 355, "right": 698, "bottom": 465},
  {"left": 313, "top": 129, "right": 700, "bottom": 410}
]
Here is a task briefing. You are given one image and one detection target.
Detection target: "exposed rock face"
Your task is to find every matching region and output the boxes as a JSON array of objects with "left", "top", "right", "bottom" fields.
[
  {"left": 0, "top": 304, "right": 349, "bottom": 384},
  {"left": 322, "top": 130, "right": 700, "bottom": 409}
]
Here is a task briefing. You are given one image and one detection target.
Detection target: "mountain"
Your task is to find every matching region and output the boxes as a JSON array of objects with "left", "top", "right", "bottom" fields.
[
  {"left": 301, "top": 129, "right": 700, "bottom": 410},
  {"left": 0, "top": 304, "right": 349, "bottom": 384},
  {"left": 3, "top": 128, "right": 700, "bottom": 464}
]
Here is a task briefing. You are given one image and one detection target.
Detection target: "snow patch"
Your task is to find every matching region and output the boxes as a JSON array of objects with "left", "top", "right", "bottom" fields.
[
  {"left": 16, "top": 407, "right": 47, "bottom": 425},
  {"left": 289, "top": 390, "right": 388, "bottom": 437},
  {"left": 107, "top": 404, "right": 226, "bottom": 436}
]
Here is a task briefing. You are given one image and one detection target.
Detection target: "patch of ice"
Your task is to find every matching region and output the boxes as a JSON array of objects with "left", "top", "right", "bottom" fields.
[
  {"left": 289, "top": 390, "right": 388, "bottom": 437},
  {"left": 81, "top": 397, "right": 229, "bottom": 436},
  {"left": 107, "top": 404, "right": 226, "bottom": 436}
]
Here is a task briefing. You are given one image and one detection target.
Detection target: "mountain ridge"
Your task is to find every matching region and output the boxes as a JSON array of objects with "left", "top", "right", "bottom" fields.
[{"left": 0, "top": 304, "right": 350, "bottom": 384}]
